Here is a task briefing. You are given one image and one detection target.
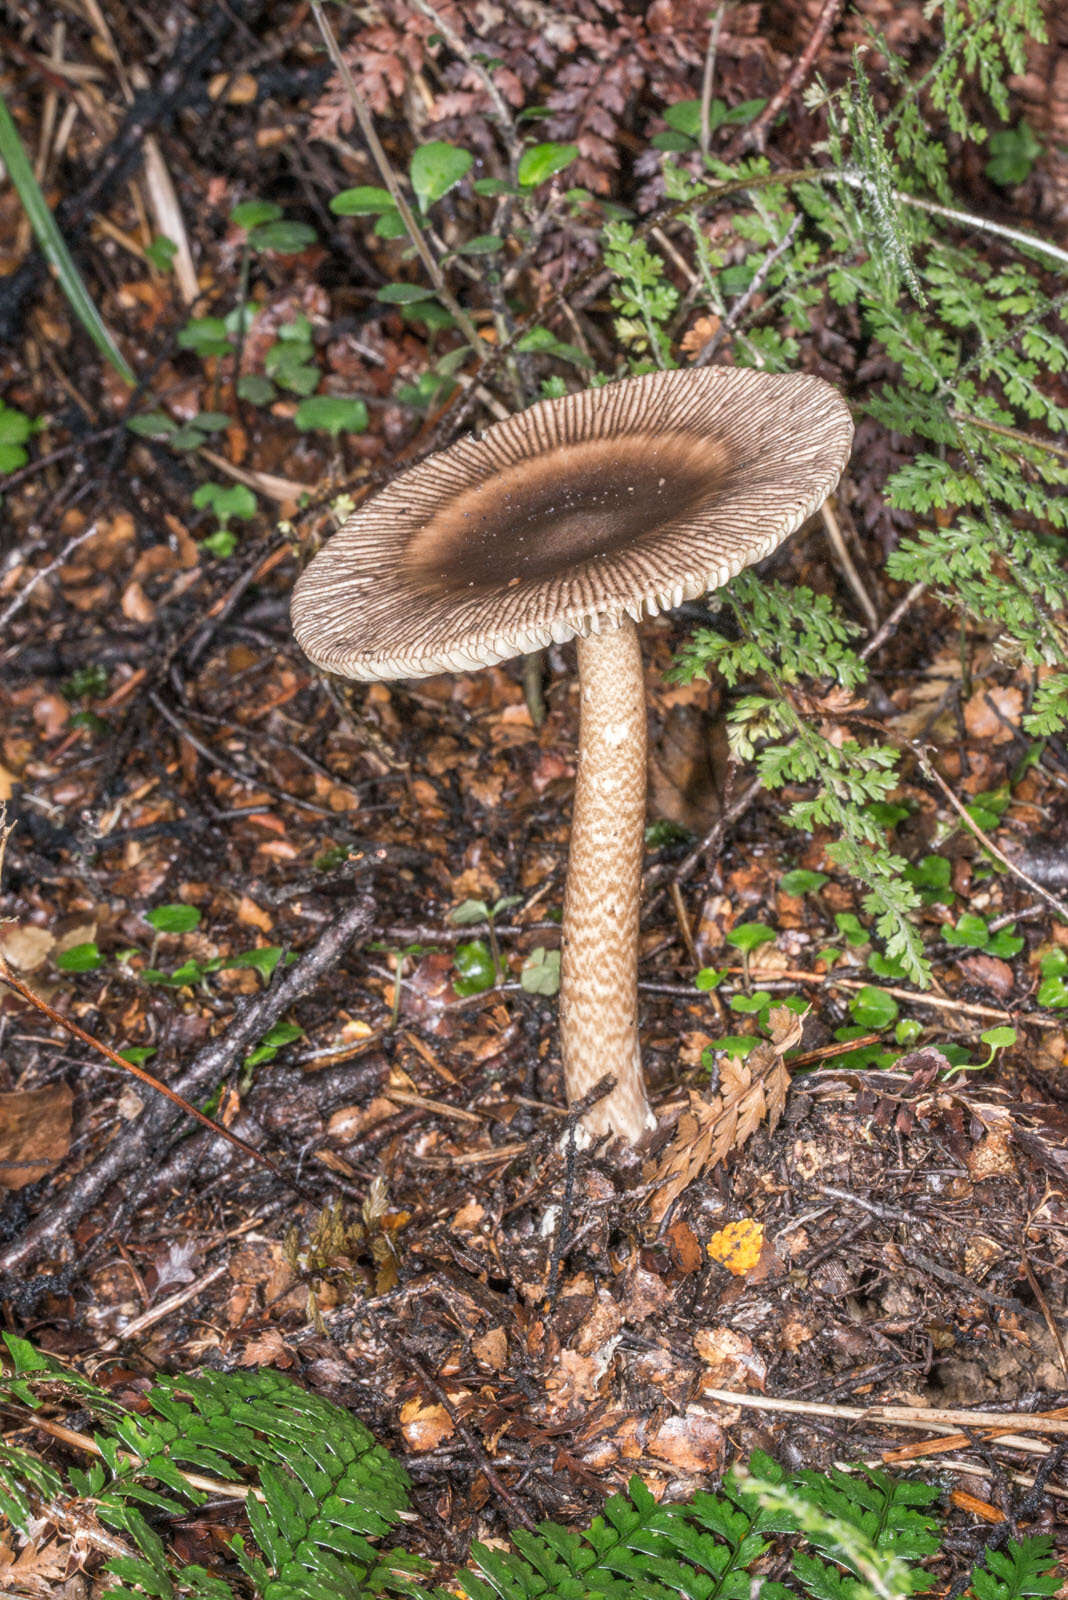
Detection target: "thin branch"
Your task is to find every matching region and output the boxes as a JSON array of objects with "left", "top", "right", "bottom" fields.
[
  {"left": 726, "top": 0, "right": 844, "bottom": 156},
  {"left": 861, "top": 580, "right": 927, "bottom": 660},
  {"left": 693, "top": 213, "right": 801, "bottom": 366},
  {"left": 821, "top": 496, "right": 879, "bottom": 630},
  {"left": 700, "top": 1387, "right": 1068, "bottom": 1436},
  {"left": 699, "top": 4, "right": 726, "bottom": 162}
]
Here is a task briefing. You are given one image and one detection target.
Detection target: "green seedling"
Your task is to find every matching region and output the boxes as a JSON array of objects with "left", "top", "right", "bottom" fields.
[
  {"left": 985, "top": 121, "right": 1042, "bottom": 187},
  {"left": 191, "top": 482, "right": 258, "bottom": 558},
  {"left": 651, "top": 96, "right": 767, "bottom": 154},
  {"left": 521, "top": 946, "right": 560, "bottom": 996},
  {"left": 294, "top": 396, "right": 369, "bottom": 436},
  {"left": 54, "top": 942, "right": 103, "bottom": 973},
  {"left": 449, "top": 895, "right": 522, "bottom": 985},
  {"left": 517, "top": 141, "right": 578, "bottom": 187},
  {"left": 231, "top": 198, "right": 316, "bottom": 254},
  {"left": 0, "top": 400, "right": 38, "bottom": 474},
  {"left": 848, "top": 986, "right": 899, "bottom": 1030},
  {"left": 780, "top": 869, "right": 828, "bottom": 896},
  {"left": 1037, "top": 947, "right": 1068, "bottom": 1008}
]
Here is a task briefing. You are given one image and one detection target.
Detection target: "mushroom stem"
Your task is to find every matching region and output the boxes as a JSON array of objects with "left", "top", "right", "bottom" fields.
[{"left": 560, "top": 616, "right": 655, "bottom": 1144}]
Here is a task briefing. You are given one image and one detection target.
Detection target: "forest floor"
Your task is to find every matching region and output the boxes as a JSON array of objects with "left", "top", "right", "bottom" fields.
[{"left": 0, "top": 0, "right": 1066, "bottom": 1591}]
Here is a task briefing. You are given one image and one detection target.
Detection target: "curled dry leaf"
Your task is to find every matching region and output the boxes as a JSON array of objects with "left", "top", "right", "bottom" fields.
[{"left": 645, "top": 1007, "right": 798, "bottom": 1224}]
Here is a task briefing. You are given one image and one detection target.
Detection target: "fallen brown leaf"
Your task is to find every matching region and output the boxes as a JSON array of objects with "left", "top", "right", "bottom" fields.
[{"left": 0, "top": 1082, "right": 73, "bottom": 1190}]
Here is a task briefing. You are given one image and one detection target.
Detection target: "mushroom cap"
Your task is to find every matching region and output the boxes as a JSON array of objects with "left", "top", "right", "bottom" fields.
[{"left": 291, "top": 367, "right": 854, "bottom": 680}]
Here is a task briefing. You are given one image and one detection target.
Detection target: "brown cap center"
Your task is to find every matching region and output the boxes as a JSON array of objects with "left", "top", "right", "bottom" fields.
[{"left": 402, "top": 431, "right": 728, "bottom": 597}]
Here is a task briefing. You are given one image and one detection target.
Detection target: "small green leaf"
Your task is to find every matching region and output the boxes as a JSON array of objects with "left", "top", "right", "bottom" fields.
[
  {"left": 377, "top": 282, "right": 435, "bottom": 305},
  {"left": 724, "top": 97, "right": 768, "bottom": 125},
  {"left": 894, "top": 1018, "right": 923, "bottom": 1045},
  {"left": 169, "top": 425, "right": 209, "bottom": 451},
  {"left": 651, "top": 128, "right": 696, "bottom": 152},
  {"left": 944, "top": 912, "right": 990, "bottom": 948},
  {"left": 120, "top": 1046, "right": 156, "bottom": 1066},
  {"left": 249, "top": 219, "right": 316, "bottom": 253},
  {"left": 981, "top": 1026, "right": 1016, "bottom": 1052},
  {"left": 410, "top": 141, "right": 473, "bottom": 207},
  {"left": 236, "top": 374, "right": 275, "bottom": 404},
  {"left": 374, "top": 210, "right": 408, "bottom": 239},
  {"left": 0, "top": 408, "right": 36, "bottom": 481},
  {"left": 727, "top": 922, "right": 776, "bottom": 953},
  {"left": 473, "top": 176, "right": 514, "bottom": 197},
  {"left": 780, "top": 869, "right": 828, "bottom": 896},
  {"left": 453, "top": 939, "right": 496, "bottom": 996},
  {"left": 985, "top": 121, "right": 1042, "bottom": 187},
  {"left": 834, "top": 912, "right": 868, "bottom": 947},
  {"left": 201, "top": 529, "right": 237, "bottom": 558},
  {"left": 1037, "top": 974, "right": 1068, "bottom": 1008},
  {"left": 517, "top": 142, "right": 578, "bottom": 188},
  {"left": 521, "top": 947, "right": 560, "bottom": 996},
  {"left": 663, "top": 100, "right": 701, "bottom": 138},
  {"left": 55, "top": 942, "right": 102, "bottom": 973},
  {"left": 986, "top": 927, "right": 1024, "bottom": 958},
  {"left": 848, "top": 986, "right": 900, "bottom": 1030},
  {"left": 448, "top": 899, "right": 490, "bottom": 927},
  {"left": 869, "top": 951, "right": 908, "bottom": 980},
  {"left": 244, "top": 1020, "right": 303, "bottom": 1068},
  {"left": 127, "top": 411, "right": 178, "bottom": 439},
  {"left": 144, "top": 234, "right": 177, "bottom": 272},
  {"left": 294, "top": 395, "right": 369, "bottom": 436},
  {"left": 711, "top": 1035, "right": 758, "bottom": 1059},
  {"left": 866, "top": 800, "right": 910, "bottom": 828},
  {"left": 695, "top": 967, "right": 727, "bottom": 991},
  {"left": 231, "top": 199, "right": 282, "bottom": 230},
  {"left": 331, "top": 185, "right": 396, "bottom": 215},
  {"left": 731, "top": 991, "right": 772, "bottom": 1015},
  {"left": 145, "top": 904, "right": 201, "bottom": 934},
  {"left": 177, "top": 317, "right": 232, "bottom": 357},
  {"left": 191, "top": 482, "right": 258, "bottom": 526},
  {"left": 225, "top": 947, "right": 284, "bottom": 980},
  {"left": 457, "top": 234, "right": 504, "bottom": 255}
]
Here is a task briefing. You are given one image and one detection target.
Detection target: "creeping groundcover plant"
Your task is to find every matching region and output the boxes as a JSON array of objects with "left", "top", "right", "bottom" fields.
[{"left": 0, "top": 1336, "right": 1060, "bottom": 1600}]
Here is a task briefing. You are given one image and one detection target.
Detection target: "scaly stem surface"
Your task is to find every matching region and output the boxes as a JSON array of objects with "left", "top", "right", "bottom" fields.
[{"left": 560, "top": 617, "right": 655, "bottom": 1143}]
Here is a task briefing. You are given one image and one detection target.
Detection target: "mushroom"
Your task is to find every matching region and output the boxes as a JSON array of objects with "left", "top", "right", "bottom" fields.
[{"left": 291, "top": 367, "right": 853, "bottom": 1145}]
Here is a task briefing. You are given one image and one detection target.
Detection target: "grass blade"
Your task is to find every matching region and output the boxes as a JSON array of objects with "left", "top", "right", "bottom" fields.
[{"left": 0, "top": 89, "right": 135, "bottom": 385}]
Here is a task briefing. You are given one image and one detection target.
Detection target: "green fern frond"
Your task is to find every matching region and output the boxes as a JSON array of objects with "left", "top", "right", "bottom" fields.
[
  {"left": 0, "top": 1340, "right": 1063, "bottom": 1600},
  {"left": 971, "top": 1536, "right": 1060, "bottom": 1600}
]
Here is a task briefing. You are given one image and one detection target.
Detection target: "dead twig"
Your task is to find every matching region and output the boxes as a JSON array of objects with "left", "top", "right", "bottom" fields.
[
  {"left": 724, "top": 0, "right": 844, "bottom": 156},
  {"left": 820, "top": 497, "right": 879, "bottom": 630},
  {"left": 701, "top": 1387, "right": 1068, "bottom": 1436}
]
